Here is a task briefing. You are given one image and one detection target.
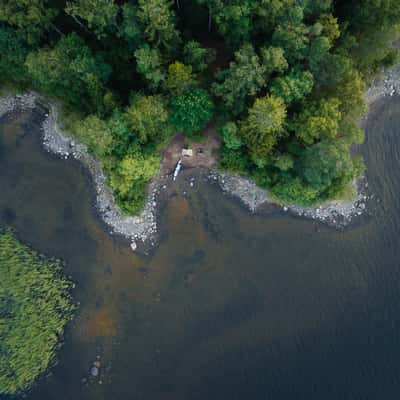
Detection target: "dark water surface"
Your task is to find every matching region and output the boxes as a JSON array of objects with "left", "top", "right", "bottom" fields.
[{"left": 1, "top": 98, "right": 400, "bottom": 400}]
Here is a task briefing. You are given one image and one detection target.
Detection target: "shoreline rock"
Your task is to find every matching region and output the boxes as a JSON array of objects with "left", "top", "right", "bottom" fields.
[
  {"left": 1, "top": 55, "right": 399, "bottom": 245},
  {"left": 209, "top": 58, "right": 400, "bottom": 226},
  {"left": 0, "top": 92, "right": 162, "bottom": 249}
]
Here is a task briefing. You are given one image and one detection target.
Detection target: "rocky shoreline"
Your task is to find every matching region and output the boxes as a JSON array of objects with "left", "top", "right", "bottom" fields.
[
  {"left": 0, "top": 92, "right": 162, "bottom": 250},
  {"left": 1, "top": 56, "right": 399, "bottom": 247},
  {"left": 210, "top": 58, "right": 400, "bottom": 226}
]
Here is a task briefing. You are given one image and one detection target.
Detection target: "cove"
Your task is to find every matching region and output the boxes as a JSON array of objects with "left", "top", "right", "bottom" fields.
[{"left": 1, "top": 97, "right": 400, "bottom": 399}]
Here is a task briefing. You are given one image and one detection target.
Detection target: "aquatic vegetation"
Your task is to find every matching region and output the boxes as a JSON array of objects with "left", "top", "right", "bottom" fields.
[{"left": 0, "top": 229, "right": 75, "bottom": 395}]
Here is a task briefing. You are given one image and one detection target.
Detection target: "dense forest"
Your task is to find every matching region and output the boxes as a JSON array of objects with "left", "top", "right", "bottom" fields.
[
  {"left": 0, "top": 229, "right": 75, "bottom": 395},
  {"left": 1, "top": 0, "right": 399, "bottom": 212}
]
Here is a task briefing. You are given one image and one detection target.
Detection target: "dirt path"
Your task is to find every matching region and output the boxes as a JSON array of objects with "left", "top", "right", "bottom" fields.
[{"left": 160, "top": 120, "right": 221, "bottom": 174}]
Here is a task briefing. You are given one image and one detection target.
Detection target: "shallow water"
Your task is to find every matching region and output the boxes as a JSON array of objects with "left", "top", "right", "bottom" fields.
[{"left": 1, "top": 97, "right": 400, "bottom": 399}]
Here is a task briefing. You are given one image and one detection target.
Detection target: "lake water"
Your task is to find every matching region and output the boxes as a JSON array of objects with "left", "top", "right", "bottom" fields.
[{"left": 1, "top": 97, "right": 400, "bottom": 400}]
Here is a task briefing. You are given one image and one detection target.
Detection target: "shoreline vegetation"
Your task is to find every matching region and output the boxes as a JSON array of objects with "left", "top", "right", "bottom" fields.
[
  {"left": 0, "top": 55, "right": 398, "bottom": 250},
  {"left": 0, "top": 228, "right": 75, "bottom": 395},
  {"left": 1, "top": 1, "right": 400, "bottom": 248}
]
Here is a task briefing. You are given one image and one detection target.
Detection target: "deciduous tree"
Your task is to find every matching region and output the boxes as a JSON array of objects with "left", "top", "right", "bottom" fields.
[
  {"left": 212, "top": 44, "right": 266, "bottom": 115},
  {"left": 65, "top": 0, "right": 118, "bottom": 39},
  {"left": 170, "top": 89, "right": 214, "bottom": 135}
]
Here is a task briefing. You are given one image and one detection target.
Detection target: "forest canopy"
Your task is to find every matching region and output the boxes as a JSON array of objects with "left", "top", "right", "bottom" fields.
[
  {"left": 1, "top": 0, "right": 399, "bottom": 210},
  {"left": 0, "top": 229, "right": 75, "bottom": 395}
]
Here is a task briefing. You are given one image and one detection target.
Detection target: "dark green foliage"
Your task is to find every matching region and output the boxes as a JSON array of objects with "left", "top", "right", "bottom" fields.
[
  {"left": 119, "top": 3, "right": 144, "bottom": 49},
  {"left": 300, "top": 141, "right": 356, "bottom": 197},
  {"left": 183, "top": 40, "right": 216, "bottom": 73},
  {"left": 270, "top": 69, "right": 314, "bottom": 105},
  {"left": 0, "top": 26, "right": 29, "bottom": 85},
  {"left": 212, "top": 44, "right": 266, "bottom": 115},
  {"left": 0, "top": 229, "right": 75, "bottom": 395},
  {"left": 134, "top": 46, "right": 166, "bottom": 91},
  {"left": 25, "top": 33, "right": 111, "bottom": 112},
  {"left": 221, "top": 147, "right": 250, "bottom": 173},
  {"left": 0, "top": 0, "right": 58, "bottom": 44},
  {"left": 0, "top": 0, "right": 398, "bottom": 210},
  {"left": 170, "top": 89, "right": 214, "bottom": 135},
  {"left": 65, "top": 0, "right": 118, "bottom": 39}
]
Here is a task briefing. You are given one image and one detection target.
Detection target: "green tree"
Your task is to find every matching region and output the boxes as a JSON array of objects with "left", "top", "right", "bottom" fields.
[
  {"left": 165, "top": 61, "right": 197, "bottom": 95},
  {"left": 25, "top": 33, "right": 112, "bottom": 112},
  {"left": 170, "top": 89, "right": 214, "bottom": 135},
  {"left": 241, "top": 95, "right": 287, "bottom": 165},
  {"left": 271, "top": 69, "right": 314, "bottom": 104},
  {"left": 0, "top": 0, "right": 58, "bottom": 44},
  {"left": 318, "top": 13, "right": 340, "bottom": 43},
  {"left": 126, "top": 94, "right": 171, "bottom": 144},
  {"left": 271, "top": 176, "right": 319, "bottom": 205},
  {"left": 137, "top": 0, "right": 181, "bottom": 51},
  {"left": 73, "top": 115, "right": 113, "bottom": 157},
  {"left": 220, "top": 122, "right": 242, "bottom": 150},
  {"left": 0, "top": 27, "right": 29, "bottom": 85},
  {"left": 213, "top": 0, "right": 254, "bottom": 46},
  {"left": 271, "top": 6, "right": 309, "bottom": 63},
  {"left": 118, "top": 3, "right": 144, "bottom": 49},
  {"left": 212, "top": 44, "right": 266, "bottom": 115},
  {"left": 109, "top": 153, "right": 161, "bottom": 214},
  {"left": 260, "top": 46, "right": 288, "bottom": 75},
  {"left": 300, "top": 140, "right": 358, "bottom": 197},
  {"left": 291, "top": 98, "right": 341, "bottom": 145},
  {"left": 134, "top": 46, "right": 166, "bottom": 90},
  {"left": 183, "top": 40, "right": 215, "bottom": 72},
  {"left": 273, "top": 153, "right": 294, "bottom": 171},
  {"left": 65, "top": 0, "right": 118, "bottom": 39}
]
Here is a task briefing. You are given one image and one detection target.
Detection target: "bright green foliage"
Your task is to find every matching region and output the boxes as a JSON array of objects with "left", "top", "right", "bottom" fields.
[
  {"left": 135, "top": 46, "right": 166, "bottom": 90},
  {"left": 170, "top": 89, "right": 214, "bottom": 135},
  {"left": 65, "top": 0, "right": 118, "bottom": 39},
  {"left": 260, "top": 46, "right": 288, "bottom": 75},
  {"left": 0, "top": 0, "right": 58, "bottom": 44},
  {"left": 292, "top": 98, "right": 341, "bottom": 145},
  {"left": 241, "top": 95, "right": 287, "bottom": 165},
  {"left": 183, "top": 41, "right": 215, "bottom": 72},
  {"left": 212, "top": 44, "right": 266, "bottom": 115},
  {"left": 166, "top": 61, "right": 197, "bottom": 95},
  {"left": 271, "top": 69, "right": 314, "bottom": 104},
  {"left": 137, "top": 0, "right": 180, "bottom": 51},
  {"left": 318, "top": 13, "right": 340, "bottom": 43},
  {"left": 0, "top": 229, "right": 75, "bottom": 395},
  {"left": 339, "top": 119, "right": 365, "bottom": 145},
  {"left": 220, "top": 122, "right": 242, "bottom": 150},
  {"left": 25, "top": 33, "right": 111, "bottom": 112},
  {"left": 0, "top": 27, "right": 29, "bottom": 85},
  {"left": 109, "top": 154, "right": 161, "bottom": 214},
  {"left": 338, "top": 69, "right": 366, "bottom": 117},
  {"left": 271, "top": 176, "right": 319, "bottom": 205},
  {"left": 73, "top": 115, "right": 113, "bottom": 157},
  {"left": 126, "top": 94, "right": 171, "bottom": 144}
]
